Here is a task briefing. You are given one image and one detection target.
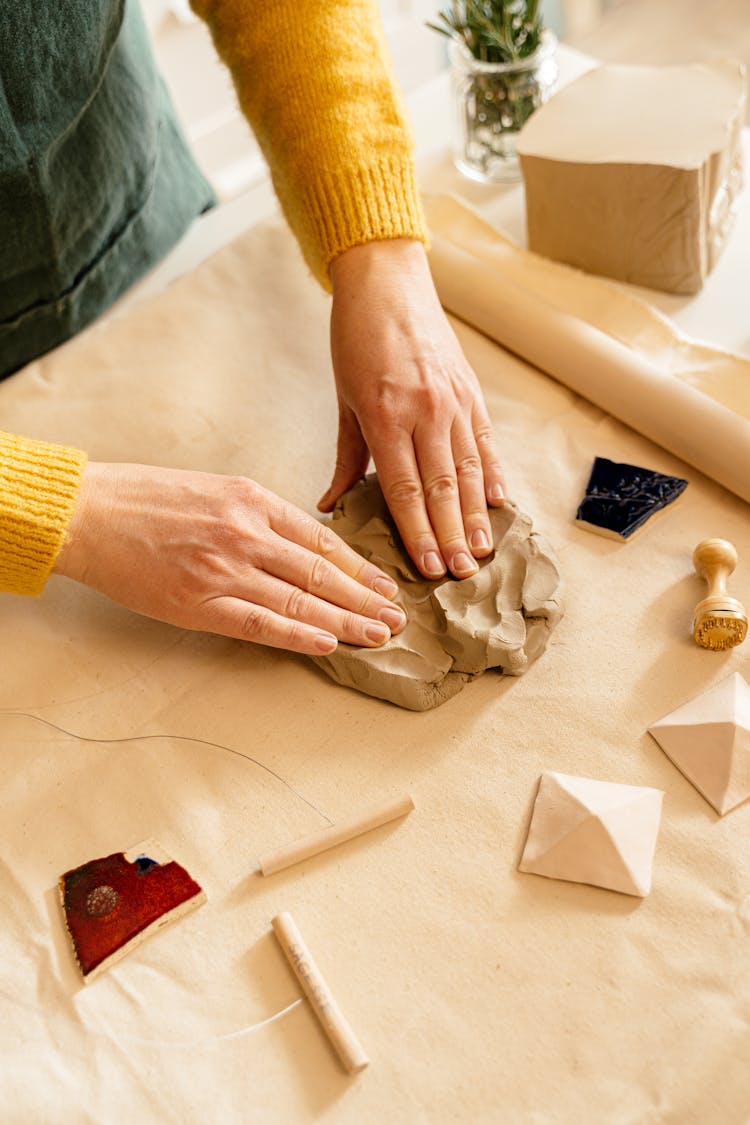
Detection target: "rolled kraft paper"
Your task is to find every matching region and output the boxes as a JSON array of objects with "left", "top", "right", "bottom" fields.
[{"left": 428, "top": 234, "right": 750, "bottom": 506}]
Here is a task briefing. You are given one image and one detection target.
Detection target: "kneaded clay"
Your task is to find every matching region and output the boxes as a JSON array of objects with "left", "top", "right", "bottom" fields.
[{"left": 312, "top": 476, "right": 563, "bottom": 710}]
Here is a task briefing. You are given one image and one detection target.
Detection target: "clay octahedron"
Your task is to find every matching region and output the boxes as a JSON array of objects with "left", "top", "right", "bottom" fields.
[
  {"left": 519, "top": 772, "right": 664, "bottom": 897},
  {"left": 312, "top": 475, "right": 563, "bottom": 710},
  {"left": 648, "top": 672, "right": 750, "bottom": 815}
]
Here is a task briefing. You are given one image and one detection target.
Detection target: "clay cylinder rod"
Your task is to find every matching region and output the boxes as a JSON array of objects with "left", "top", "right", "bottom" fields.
[
  {"left": 272, "top": 912, "right": 369, "bottom": 1075},
  {"left": 259, "top": 795, "right": 415, "bottom": 877}
]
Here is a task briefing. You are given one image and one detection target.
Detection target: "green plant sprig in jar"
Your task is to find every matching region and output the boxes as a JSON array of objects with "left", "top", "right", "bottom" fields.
[{"left": 428, "top": 1, "right": 556, "bottom": 182}]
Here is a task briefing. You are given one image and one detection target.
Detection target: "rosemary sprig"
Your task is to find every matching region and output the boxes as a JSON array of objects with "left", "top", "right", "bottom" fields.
[{"left": 427, "top": 0, "right": 544, "bottom": 63}]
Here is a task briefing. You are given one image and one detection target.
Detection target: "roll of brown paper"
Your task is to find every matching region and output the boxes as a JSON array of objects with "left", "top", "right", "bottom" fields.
[{"left": 425, "top": 196, "right": 750, "bottom": 506}]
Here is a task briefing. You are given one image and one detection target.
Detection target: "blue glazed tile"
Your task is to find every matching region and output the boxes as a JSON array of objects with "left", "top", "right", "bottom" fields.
[{"left": 576, "top": 457, "right": 688, "bottom": 540}]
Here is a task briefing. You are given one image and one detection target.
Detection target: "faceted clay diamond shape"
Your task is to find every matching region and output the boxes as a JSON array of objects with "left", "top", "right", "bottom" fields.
[
  {"left": 519, "top": 772, "right": 663, "bottom": 896},
  {"left": 575, "top": 456, "right": 688, "bottom": 540},
  {"left": 648, "top": 673, "right": 750, "bottom": 815}
]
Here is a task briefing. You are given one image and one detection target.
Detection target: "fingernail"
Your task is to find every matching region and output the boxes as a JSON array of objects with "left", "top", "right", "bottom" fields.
[
  {"left": 314, "top": 634, "right": 337, "bottom": 654},
  {"left": 373, "top": 575, "right": 399, "bottom": 599},
  {"left": 453, "top": 552, "right": 478, "bottom": 577},
  {"left": 489, "top": 483, "right": 505, "bottom": 504},
  {"left": 423, "top": 551, "right": 446, "bottom": 578},
  {"left": 365, "top": 622, "right": 390, "bottom": 645},
  {"left": 471, "top": 528, "right": 490, "bottom": 552},
  {"left": 379, "top": 606, "right": 407, "bottom": 633}
]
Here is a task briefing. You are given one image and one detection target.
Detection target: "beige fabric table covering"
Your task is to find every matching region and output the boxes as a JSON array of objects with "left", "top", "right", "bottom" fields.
[{"left": 1, "top": 213, "right": 749, "bottom": 1123}]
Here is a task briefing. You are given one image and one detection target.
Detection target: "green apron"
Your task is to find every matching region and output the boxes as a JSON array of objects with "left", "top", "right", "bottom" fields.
[{"left": 0, "top": 0, "right": 215, "bottom": 378}]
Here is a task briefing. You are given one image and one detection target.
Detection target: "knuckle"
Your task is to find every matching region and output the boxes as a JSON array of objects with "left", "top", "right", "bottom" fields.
[
  {"left": 284, "top": 621, "right": 306, "bottom": 651},
  {"left": 455, "top": 378, "right": 476, "bottom": 405},
  {"left": 350, "top": 557, "right": 369, "bottom": 584},
  {"left": 214, "top": 481, "right": 268, "bottom": 551},
  {"left": 419, "top": 385, "right": 449, "bottom": 420},
  {"left": 474, "top": 424, "right": 497, "bottom": 450},
  {"left": 241, "top": 604, "right": 269, "bottom": 641},
  {"left": 340, "top": 610, "right": 361, "bottom": 637},
  {"left": 424, "top": 473, "right": 459, "bottom": 502},
  {"left": 454, "top": 453, "right": 483, "bottom": 480},
  {"left": 227, "top": 474, "right": 262, "bottom": 510},
  {"left": 308, "top": 554, "right": 332, "bottom": 593},
  {"left": 312, "top": 522, "right": 339, "bottom": 559},
  {"left": 186, "top": 548, "right": 230, "bottom": 587},
  {"left": 242, "top": 534, "right": 270, "bottom": 570},
  {"left": 370, "top": 404, "right": 398, "bottom": 433},
  {"left": 284, "top": 586, "right": 310, "bottom": 621},
  {"left": 215, "top": 506, "right": 247, "bottom": 546},
  {"left": 385, "top": 478, "right": 424, "bottom": 509},
  {"left": 355, "top": 588, "right": 373, "bottom": 616}
]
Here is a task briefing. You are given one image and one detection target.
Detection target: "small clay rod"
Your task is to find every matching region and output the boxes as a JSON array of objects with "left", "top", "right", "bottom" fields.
[
  {"left": 259, "top": 794, "right": 415, "bottom": 877},
  {"left": 272, "top": 912, "right": 369, "bottom": 1074}
]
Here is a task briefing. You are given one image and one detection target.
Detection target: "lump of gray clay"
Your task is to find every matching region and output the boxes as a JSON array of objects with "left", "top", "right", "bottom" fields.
[{"left": 311, "top": 476, "right": 563, "bottom": 710}]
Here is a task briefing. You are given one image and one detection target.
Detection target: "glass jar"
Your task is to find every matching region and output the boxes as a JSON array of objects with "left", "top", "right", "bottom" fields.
[{"left": 450, "top": 30, "right": 558, "bottom": 184}]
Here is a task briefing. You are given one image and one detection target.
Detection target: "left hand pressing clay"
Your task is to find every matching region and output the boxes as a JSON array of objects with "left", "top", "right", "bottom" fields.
[{"left": 312, "top": 476, "right": 563, "bottom": 710}]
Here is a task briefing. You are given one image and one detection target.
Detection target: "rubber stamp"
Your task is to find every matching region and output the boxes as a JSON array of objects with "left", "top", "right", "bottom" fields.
[{"left": 692, "top": 538, "right": 747, "bottom": 650}]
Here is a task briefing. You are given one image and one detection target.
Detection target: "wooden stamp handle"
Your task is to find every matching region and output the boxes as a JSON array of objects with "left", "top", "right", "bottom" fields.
[
  {"left": 692, "top": 538, "right": 747, "bottom": 650},
  {"left": 693, "top": 538, "right": 738, "bottom": 599}
]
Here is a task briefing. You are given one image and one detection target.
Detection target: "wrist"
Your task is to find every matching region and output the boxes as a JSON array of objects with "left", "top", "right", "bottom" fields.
[
  {"left": 53, "top": 461, "right": 105, "bottom": 582},
  {"left": 330, "top": 238, "right": 431, "bottom": 291}
]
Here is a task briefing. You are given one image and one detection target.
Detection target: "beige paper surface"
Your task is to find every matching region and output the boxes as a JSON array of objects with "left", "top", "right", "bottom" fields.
[
  {"left": 1, "top": 214, "right": 749, "bottom": 1123},
  {"left": 426, "top": 193, "right": 750, "bottom": 504}
]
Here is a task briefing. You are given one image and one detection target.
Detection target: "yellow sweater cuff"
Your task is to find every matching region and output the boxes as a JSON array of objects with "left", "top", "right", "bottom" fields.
[
  {"left": 0, "top": 431, "right": 87, "bottom": 596},
  {"left": 296, "top": 155, "right": 427, "bottom": 287}
]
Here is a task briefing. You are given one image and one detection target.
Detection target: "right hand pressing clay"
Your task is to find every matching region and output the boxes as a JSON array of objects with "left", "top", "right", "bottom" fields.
[{"left": 312, "top": 475, "right": 563, "bottom": 710}]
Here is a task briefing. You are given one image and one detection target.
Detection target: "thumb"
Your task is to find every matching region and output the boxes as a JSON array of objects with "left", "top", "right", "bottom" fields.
[{"left": 317, "top": 406, "right": 371, "bottom": 512}]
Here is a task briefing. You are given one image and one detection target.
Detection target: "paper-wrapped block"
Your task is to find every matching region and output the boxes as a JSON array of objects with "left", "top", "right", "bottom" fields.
[{"left": 517, "top": 62, "right": 746, "bottom": 294}]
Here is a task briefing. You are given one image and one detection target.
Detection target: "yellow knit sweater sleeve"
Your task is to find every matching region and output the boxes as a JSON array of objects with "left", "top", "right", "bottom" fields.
[
  {"left": 0, "top": 431, "right": 87, "bottom": 596},
  {"left": 191, "top": 0, "right": 428, "bottom": 286}
]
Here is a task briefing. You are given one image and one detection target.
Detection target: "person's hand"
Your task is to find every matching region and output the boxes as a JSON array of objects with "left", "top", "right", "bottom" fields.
[
  {"left": 320, "top": 238, "right": 506, "bottom": 581},
  {"left": 53, "top": 462, "right": 407, "bottom": 655}
]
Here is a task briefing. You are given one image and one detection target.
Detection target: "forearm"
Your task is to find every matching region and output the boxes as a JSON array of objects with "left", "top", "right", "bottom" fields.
[
  {"left": 0, "top": 431, "right": 87, "bottom": 595},
  {"left": 191, "top": 0, "right": 427, "bottom": 286}
]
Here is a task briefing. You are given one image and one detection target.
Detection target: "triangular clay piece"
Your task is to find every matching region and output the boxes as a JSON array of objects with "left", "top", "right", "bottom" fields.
[
  {"left": 59, "top": 839, "right": 206, "bottom": 982},
  {"left": 648, "top": 673, "right": 750, "bottom": 815},
  {"left": 519, "top": 772, "right": 663, "bottom": 896},
  {"left": 575, "top": 457, "right": 688, "bottom": 540}
]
